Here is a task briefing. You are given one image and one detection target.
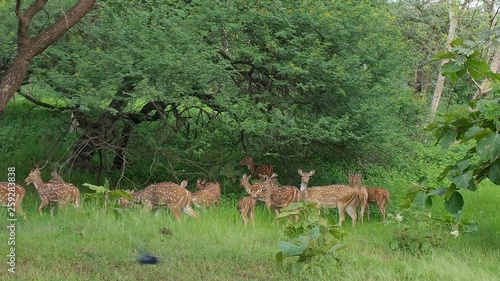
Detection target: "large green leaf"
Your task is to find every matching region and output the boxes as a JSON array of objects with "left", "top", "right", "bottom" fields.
[
  {"left": 444, "top": 191, "right": 464, "bottom": 214},
  {"left": 488, "top": 160, "right": 500, "bottom": 185},
  {"left": 438, "top": 129, "right": 458, "bottom": 149},
  {"left": 449, "top": 170, "right": 473, "bottom": 189},
  {"left": 476, "top": 132, "right": 500, "bottom": 161}
]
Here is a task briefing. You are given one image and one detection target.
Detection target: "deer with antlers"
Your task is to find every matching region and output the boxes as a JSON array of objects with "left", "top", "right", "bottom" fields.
[
  {"left": 348, "top": 173, "right": 368, "bottom": 223},
  {"left": 24, "top": 166, "right": 80, "bottom": 215},
  {"left": 0, "top": 182, "right": 27, "bottom": 219},
  {"left": 239, "top": 155, "right": 274, "bottom": 179},
  {"left": 140, "top": 180, "right": 198, "bottom": 220},
  {"left": 350, "top": 173, "right": 389, "bottom": 221},
  {"left": 298, "top": 169, "right": 358, "bottom": 227},
  {"left": 236, "top": 184, "right": 264, "bottom": 226},
  {"left": 191, "top": 179, "right": 221, "bottom": 208}
]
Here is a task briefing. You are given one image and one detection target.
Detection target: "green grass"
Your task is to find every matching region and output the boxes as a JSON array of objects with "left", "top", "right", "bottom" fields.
[{"left": 0, "top": 181, "right": 499, "bottom": 281}]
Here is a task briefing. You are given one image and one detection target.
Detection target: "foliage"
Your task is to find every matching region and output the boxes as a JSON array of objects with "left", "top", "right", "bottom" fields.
[
  {"left": 392, "top": 177, "right": 478, "bottom": 256},
  {"left": 1, "top": 0, "right": 422, "bottom": 181},
  {"left": 388, "top": 209, "right": 448, "bottom": 256},
  {"left": 83, "top": 179, "right": 129, "bottom": 217},
  {"left": 275, "top": 202, "right": 345, "bottom": 276},
  {"left": 422, "top": 37, "right": 500, "bottom": 214}
]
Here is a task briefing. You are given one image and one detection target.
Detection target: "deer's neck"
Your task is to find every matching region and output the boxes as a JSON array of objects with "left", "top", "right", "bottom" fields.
[
  {"left": 247, "top": 163, "right": 257, "bottom": 174},
  {"left": 31, "top": 176, "right": 45, "bottom": 191},
  {"left": 300, "top": 182, "right": 308, "bottom": 191}
]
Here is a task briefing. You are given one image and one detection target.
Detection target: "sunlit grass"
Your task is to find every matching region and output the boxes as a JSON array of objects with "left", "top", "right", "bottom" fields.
[{"left": 1, "top": 181, "right": 499, "bottom": 281}]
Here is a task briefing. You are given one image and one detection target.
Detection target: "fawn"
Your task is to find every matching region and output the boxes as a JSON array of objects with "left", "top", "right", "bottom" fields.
[
  {"left": 191, "top": 179, "right": 221, "bottom": 208},
  {"left": 24, "top": 166, "right": 80, "bottom": 215},
  {"left": 348, "top": 173, "right": 368, "bottom": 223}
]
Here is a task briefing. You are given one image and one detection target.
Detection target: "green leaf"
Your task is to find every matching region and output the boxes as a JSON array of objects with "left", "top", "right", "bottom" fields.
[
  {"left": 82, "top": 183, "right": 109, "bottom": 194},
  {"left": 275, "top": 251, "right": 284, "bottom": 263},
  {"left": 438, "top": 130, "right": 458, "bottom": 149},
  {"left": 444, "top": 191, "right": 464, "bottom": 214},
  {"left": 441, "top": 61, "right": 465, "bottom": 74},
  {"left": 109, "top": 190, "right": 131, "bottom": 199},
  {"left": 476, "top": 132, "right": 500, "bottom": 161},
  {"left": 449, "top": 170, "right": 473, "bottom": 190},
  {"left": 488, "top": 160, "right": 500, "bottom": 185}
]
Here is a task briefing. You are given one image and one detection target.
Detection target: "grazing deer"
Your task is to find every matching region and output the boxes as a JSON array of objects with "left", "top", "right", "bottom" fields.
[
  {"left": 298, "top": 169, "right": 358, "bottom": 227},
  {"left": 348, "top": 173, "right": 368, "bottom": 223},
  {"left": 140, "top": 180, "right": 198, "bottom": 220},
  {"left": 0, "top": 182, "right": 27, "bottom": 219},
  {"left": 191, "top": 179, "right": 221, "bottom": 208},
  {"left": 240, "top": 173, "right": 274, "bottom": 209},
  {"left": 118, "top": 189, "right": 145, "bottom": 207},
  {"left": 239, "top": 155, "right": 274, "bottom": 179},
  {"left": 351, "top": 173, "right": 389, "bottom": 221},
  {"left": 236, "top": 186, "right": 263, "bottom": 226},
  {"left": 24, "top": 167, "right": 80, "bottom": 215}
]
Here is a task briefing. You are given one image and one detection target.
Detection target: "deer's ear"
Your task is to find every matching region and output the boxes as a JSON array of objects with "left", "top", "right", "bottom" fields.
[
  {"left": 310, "top": 170, "right": 315, "bottom": 175},
  {"left": 298, "top": 169, "right": 303, "bottom": 175}
]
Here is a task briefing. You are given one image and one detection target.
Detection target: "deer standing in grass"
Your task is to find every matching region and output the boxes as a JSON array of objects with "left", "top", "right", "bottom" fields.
[
  {"left": 351, "top": 173, "right": 389, "bottom": 221},
  {"left": 0, "top": 182, "right": 27, "bottom": 219},
  {"left": 24, "top": 166, "right": 80, "bottom": 215},
  {"left": 298, "top": 169, "right": 358, "bottom": 227},
  {"left": 191, "top": 179, "right": 221, "bottom": 208},
  {"left": 140, "top": 180, "right": 198, "bottom": 220},
  {"left": 259, "top": 173, "right": 301, "bottom": 220},
  {"left": 348, "top": 173, "right": 368, "bottom": 223},
  {"left": 239, "top": 155, "right": 274, "bottom": 179},
  {"left": 237, "top": 181, "right": 264, "bottom": 226}
]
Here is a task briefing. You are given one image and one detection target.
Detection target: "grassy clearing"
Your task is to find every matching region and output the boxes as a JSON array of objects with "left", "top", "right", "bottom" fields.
[{"left": 0, "top": 182, "right": 499, "bottom": 280}]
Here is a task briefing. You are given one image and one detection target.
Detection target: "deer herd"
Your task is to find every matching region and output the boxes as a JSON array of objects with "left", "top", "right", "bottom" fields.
[{"left": 0, "top": 155, "right": 389, "bottom": 227}]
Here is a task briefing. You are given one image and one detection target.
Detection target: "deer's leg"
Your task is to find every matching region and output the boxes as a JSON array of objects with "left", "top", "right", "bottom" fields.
[
  {"left": 379, "top": 201, "right": 386, "bottom": 221},
  {"left": 337, "top": 204, "right": 346, "bottom": 227},
  {"left": 15, "top": 198, "right": 26, "bottom": 219},
  {"left": 345, "top": 203, "right": 357, "bottom": 227},
  {"left": 250, "top": 207, "right": 255, "bottom": 228},
  {"left": 170, "top": 207, "right": 181, "bottom": 220},
  {"left": 38, "top": 199, "right": 49, "bottom": 215}
]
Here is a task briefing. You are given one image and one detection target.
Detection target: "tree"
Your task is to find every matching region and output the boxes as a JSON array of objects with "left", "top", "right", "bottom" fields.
[
  {"left": 422, "top": 37, "right": 500, "bottom": 214},
  {"left": 0, "top": 0, "right": 97, "bottom": 113}
]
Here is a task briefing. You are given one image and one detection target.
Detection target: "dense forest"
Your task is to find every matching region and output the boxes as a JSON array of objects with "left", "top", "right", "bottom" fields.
[{"left": 0, "top": 0, "right": 498, "bottom": 202}]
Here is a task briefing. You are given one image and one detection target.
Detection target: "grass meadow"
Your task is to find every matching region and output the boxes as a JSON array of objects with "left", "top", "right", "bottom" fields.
[{"left": 0, "top": 180, "right": 499, "bottom": 281}]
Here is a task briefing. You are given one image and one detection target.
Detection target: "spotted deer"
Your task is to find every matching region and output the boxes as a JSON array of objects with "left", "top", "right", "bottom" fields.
[
  {"left": 191, "top": 179, "right": 221, "bottom": 208},
  {"left": 236, "top": 186, "right": 263, "bottom": 226},
  {"left": 348, "top": 173, "right": 368, "bottom": 223},
  {"left": 24, "top": 167, "right": 80, "bottom": 215},
  {"left": 239, "top": 173, "right": 274, "bottom": 209},
  {"left": 118, "top": 189, "right": 145, "bottom": 207},
  {"left": 0, "top": 182, "right": 27, "bottom": 219},
  {"left": 258, "top": 173, "right": 301, "bottom": 219},
  {"left": 140, "top": 180, "right": 198, "bottom": 220},
  {"left": 352, "top": 173, "right": 389, "bottom": 221},
  {"left": 239, "top": 155, "right": 274, "bottom": 179},
  {"left": 298, "top": 169, "right": 358, "bottom": 227},
  {"left": 270, "top": 184, "right": 301, "bottom": 220}
]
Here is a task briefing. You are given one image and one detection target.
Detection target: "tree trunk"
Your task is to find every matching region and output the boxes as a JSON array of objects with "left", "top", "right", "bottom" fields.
[
  {"left": 0, "top": 0, "right": 96, "bottom": 112},
  {"left": 473, "top": 0, "right": 499, "bottom": 99},
  {"left": 428, "top": 0, "right": 458, "bottom": 123}
]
